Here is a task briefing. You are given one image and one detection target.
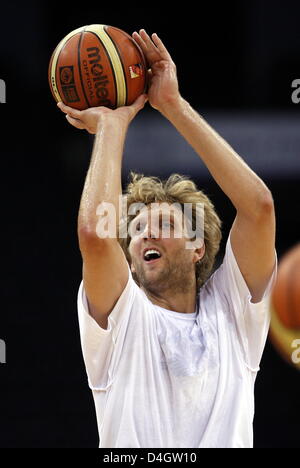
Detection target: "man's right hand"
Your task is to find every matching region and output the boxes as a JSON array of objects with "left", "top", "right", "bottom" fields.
[{"left": 57, "top": 93, "right": 148, "bottom": 134}]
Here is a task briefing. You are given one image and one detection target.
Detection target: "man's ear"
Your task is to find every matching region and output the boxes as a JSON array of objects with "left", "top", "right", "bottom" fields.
[
  {"left": 128, "top": 243, "right": 135, "bottom": 273},
  {"left": 194, "top": 241, "right": 205, "bottom": 264}
]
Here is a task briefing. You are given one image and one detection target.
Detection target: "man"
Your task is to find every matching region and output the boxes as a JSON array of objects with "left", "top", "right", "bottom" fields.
[{"left": 58, "top": 30, "right": 277, "bottom": 448}]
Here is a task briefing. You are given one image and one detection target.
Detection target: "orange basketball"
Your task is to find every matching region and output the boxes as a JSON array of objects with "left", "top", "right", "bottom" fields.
[
  {"left": 272, "top": 244, "right": 300, "bottom": 328},
  {"left": 48, "top": 25, "right": 147, "bottom": 110}
]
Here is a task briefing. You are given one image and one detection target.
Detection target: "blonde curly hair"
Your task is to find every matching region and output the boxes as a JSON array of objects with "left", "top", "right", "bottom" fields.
[{"left": 118, "top": 172, "right": 222, "bottom": 290}]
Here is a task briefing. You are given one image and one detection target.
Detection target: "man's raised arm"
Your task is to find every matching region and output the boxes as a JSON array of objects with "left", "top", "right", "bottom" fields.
[
  {"left": 57, "top": 96, "right": 147, "bottom": 327},
  {"left": 133, "top": 30, "right": 276, "bottom": 303}
]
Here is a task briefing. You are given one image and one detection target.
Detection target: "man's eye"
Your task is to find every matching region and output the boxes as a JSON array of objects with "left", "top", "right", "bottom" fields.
[
  {"left": 136, "top": 221, "right": 146, "bottom": 232},
  {"left": 128, "top": 219, "right": 146, "bottom": 238},
  {"left": 140, "top": 222, "right": 146, "bottom": 230}
]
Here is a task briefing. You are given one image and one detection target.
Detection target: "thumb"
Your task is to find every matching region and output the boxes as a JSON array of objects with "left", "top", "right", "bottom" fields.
[{"left": 131, "top": 93, "right": 148, "bottom": 112}]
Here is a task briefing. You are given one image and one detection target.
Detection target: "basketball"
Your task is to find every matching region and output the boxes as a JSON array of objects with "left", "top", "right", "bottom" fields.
[
  {"left": 272, "top": 244, "right": 300, "bottom": 328},
  {"left": 48, "top": 24, "right": 147, "bottom": 110},
  {"left": 269, "top": 243, "right": 300, "bottom": 369}
]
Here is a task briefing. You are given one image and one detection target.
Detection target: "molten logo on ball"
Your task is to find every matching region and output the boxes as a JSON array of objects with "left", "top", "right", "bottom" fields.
[{"left": 86, "top": 47, "right": 111, "bottom": 107}]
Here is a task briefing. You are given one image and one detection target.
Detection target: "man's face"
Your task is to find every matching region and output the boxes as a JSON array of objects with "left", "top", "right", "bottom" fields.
[{"left": 128, "top": 203, "right": 203, "bottom": 295}]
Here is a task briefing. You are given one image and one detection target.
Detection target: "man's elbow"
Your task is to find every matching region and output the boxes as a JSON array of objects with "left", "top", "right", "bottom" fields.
[
  {"left": 254, "top": 188, "right": 275, "bottom": 222},
  {"left": 260, "top": 189, "right": 274, "bottom": 214},
  {"left": 78, "top": 224, "right": 105, "bottom": 252},
  {"left": 78, "top": 223, "right": 119, "bottom": 254}
]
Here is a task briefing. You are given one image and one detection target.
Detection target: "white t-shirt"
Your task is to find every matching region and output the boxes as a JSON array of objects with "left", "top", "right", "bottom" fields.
[{"left": 77, "top": 233, "right": 277, "bottom": 448}]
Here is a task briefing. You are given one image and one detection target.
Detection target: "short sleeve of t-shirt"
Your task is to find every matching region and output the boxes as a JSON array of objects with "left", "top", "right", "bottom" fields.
[
  {"left": 210, "top": 231, "right": 277, "bottom": 372},
  {"left": 77, "top": 263, "right": 140, "bottom": 391}
]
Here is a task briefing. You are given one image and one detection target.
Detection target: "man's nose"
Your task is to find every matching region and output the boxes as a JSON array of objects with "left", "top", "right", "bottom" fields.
[{"left": 142, "top": 222, "right": 160, "bottom": 239}]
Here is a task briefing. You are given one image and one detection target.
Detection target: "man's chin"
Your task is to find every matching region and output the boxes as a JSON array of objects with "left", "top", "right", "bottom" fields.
[{"left": 139, "top": 269, "right": 170, "bottom": 291}]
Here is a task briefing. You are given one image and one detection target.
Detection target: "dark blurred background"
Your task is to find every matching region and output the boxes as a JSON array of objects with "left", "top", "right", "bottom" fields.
[{"left": 0, "top": 0, "right": 299, "bottom": 448}]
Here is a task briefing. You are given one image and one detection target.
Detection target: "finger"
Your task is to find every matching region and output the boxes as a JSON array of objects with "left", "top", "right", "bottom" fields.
[
  {"left": 151, "top": 33, "right": 172, "bottom": 61},
  {"left": 132, "top": 31, "right": 148, "bottom": 54},
  {"left": 127, "top": 94, "right": 148, "bottom": 118},
  {"left": 139, "top": 29, "right": 153, "bottom": 44},
  {"left": 57, "top": 101, "right": 82, "bottom": 119},
  {"left": 132, "top": 32, "right": 154, "bottom": 68},
  {"left": 139, "top": 29, "right": 159, "bottom": 54},
  {"left": 65, "top": 114, "right": 85, "bottom": 130},
  {"left": 131, "top": 93, "right": 148, "bottom": 112}
]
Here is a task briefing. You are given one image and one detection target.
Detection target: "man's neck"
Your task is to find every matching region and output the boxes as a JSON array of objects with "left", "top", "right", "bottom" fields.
[{"left": 142, "top": 287, "right": 197, "bottom": 314}]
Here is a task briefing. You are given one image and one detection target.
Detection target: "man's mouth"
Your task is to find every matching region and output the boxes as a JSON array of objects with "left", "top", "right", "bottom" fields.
[{"left": 143, "top": 248, "right": 162, "bottom": 263}]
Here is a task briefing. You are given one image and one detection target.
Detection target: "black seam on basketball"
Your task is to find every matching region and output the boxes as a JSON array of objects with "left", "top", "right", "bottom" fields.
[
  {"left": 88, "top": 31, "right": 118, "bottom": 109},
  {"left": 78, "top": 30, "right": 90, "bottom": 108},
  {"left": 105, "top": 27, "right": 128, "bottom": 106}
]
